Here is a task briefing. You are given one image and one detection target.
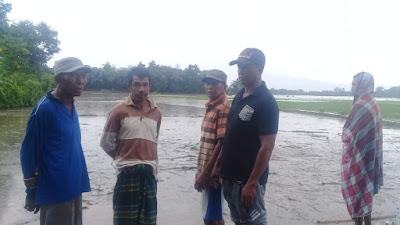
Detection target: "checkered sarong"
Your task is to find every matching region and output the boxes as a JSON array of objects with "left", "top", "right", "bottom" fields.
[
  {"left": 113, "top": 165, "right": 157, "bottom": 225},
  {"left": 341, "top": 91, "right": 383, "bottom": 218}
]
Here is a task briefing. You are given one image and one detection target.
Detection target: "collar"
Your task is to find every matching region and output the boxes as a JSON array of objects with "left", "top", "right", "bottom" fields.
[
  {"left": 205, "top": 92, "right": 229, "bottom": 109},
  {"left": 46, "top": 90, "right": 74, "bottom": 104},
  {"left": 125, "top": 94, "right": 158, "bottom": 110},
  {"left": 237, "top": 81, "right": 267, "bottom": 98}
]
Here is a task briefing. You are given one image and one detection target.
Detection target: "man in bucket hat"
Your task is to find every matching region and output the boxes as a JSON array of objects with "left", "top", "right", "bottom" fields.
[
  {"left": 20, "top": 57, "right": 91, "bottom": 225},
  {"left": 195, "top": 70, "right": 231, "bottom": 225},
  {"left": 219, "top": 48, "right": 279, "bottom": 225}
]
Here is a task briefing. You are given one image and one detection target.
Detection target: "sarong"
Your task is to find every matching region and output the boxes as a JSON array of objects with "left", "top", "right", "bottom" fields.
[{"left": 113, "top": 164, "right": 157, "bottom": 225}]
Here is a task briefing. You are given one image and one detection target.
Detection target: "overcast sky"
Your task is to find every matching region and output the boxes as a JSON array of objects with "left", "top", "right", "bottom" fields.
[{"left": 6, "top": 0, "right": 400, "bottom": 90}]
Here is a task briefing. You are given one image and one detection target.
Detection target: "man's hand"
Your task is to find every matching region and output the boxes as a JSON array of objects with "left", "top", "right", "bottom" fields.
[
  {"left": 24, "top": 172, "right": 38, "bottom": 189},
  {"left": 210, "top": 166, "right": 222, "bottom": 189},
  {"left": 194, "top": 171, "right": 208, "bottom": 192},
  {"left": 23, "top": 171, "right": 40, "bottom": 213},
  {"left": 24, "top": 198, "right": 40, "bottom": 214},
  {"left": 240, "top": 183, "right": 257, "bottom": 209}
]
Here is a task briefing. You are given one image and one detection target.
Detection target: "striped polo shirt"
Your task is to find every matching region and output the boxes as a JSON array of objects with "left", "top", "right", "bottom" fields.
[
  {"left": 197, "top": 93, "right": 230, "bottom": 172},
  {"left": 100, "top": 95, "right": 162, "bottom": 178}
]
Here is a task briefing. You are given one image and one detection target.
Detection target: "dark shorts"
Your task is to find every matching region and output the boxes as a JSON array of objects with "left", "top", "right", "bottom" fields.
[
  {"left": 113, "top": 164, "right": 157, "bottom": 225},
  {"left": 222, "top": 180, "right": 267, "bottom": 225}
]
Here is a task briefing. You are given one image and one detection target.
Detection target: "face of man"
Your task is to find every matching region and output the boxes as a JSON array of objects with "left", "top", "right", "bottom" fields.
[
  {"left": 204, "top": 79, "right": 226, "bottom": 100},
  {"left": 130, "top": 75, "right": 150, "bottom": 103},
  {"left": 237, "top": 63, "right": 261, "bottom": 87},
  {"left": 57, "top": 69, "right": 87, "bottom": 97},
  {"left": 351, "top": 77, "right": 358, "bottom": 95}
]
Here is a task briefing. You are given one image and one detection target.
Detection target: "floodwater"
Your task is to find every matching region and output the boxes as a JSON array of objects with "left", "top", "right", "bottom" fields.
[{"left": 0, "top": 91, "right": 399, "bottom": 225}]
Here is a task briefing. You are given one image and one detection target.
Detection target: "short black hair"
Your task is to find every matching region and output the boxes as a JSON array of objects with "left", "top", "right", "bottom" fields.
[{"left": 128, "top": 67, "right": 150, "bottom": 85}]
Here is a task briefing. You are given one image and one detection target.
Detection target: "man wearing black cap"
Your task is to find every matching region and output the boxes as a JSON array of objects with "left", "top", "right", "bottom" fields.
[
  {"left": 20, "top": 57, "right": 92, "bottom": 225},
  {"left": 219, "top": 48, "right": 279, "bottom": 225},
  {"left": 194, "top": 70, "right": 231, "bottom": 225}
]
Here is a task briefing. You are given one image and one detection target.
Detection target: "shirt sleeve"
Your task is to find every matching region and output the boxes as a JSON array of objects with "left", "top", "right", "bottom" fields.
[
  {"left": 100, "top": 108, "right": 121, "bottom": 158},
  {"left": 217, "top": 107, "right": 230, "bottom": 139},
  {"left": 257, "top": 98, "right": 279, "bottom": 136},
  {"left": 20, "top": 107, "right": 44, "bottom": 179}
]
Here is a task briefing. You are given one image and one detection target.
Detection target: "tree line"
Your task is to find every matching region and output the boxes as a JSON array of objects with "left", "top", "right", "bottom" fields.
[
  {"left": 0, "top": 0, "right": 208, "bottom": 109},
  {"left": 1, "top": 0, "right": 399, "bottom": 110},
  {"left": 0, "top": 0, "right": 58, "bottom": 108},
  {"left": 226, "top": 78, "right": 400, "bottom": 98},
  {"left": 85, "top": 61, "right": 206, "bottom": 94},
  {"left": 0, "top": 0, "right": 209, "bottom": 110}
]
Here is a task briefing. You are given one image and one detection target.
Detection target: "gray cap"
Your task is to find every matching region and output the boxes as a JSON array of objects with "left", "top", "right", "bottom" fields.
[
  {"left": 53, "top": 57, "right": 92, "bottom": 75},
  {"left": 201, "top": 70, "right": 227, "bottom": 84}
]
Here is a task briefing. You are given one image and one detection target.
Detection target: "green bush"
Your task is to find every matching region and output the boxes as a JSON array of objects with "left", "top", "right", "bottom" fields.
[
  {"left": 10, "top": 71, "right": 36, "bottom": 86},
  {"left": 0, "top": 75, "right": 46, "bottom": 109},
  {"left": 21, "top": 79, "right": 44, "bottom": 106},
  {"left": 0, "top": 76, "right": 23, "bottom": 108},
  {"left": 40, "top": 73, "right": 55, "bottom": 92}
]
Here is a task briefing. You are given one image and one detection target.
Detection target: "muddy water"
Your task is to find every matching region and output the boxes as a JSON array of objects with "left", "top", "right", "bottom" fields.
[{"left": 0, "top": 91, "right": 399, "bottom": 225}]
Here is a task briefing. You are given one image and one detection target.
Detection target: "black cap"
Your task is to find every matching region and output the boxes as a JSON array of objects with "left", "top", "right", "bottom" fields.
[{"left": 229, "top": 48, "right": 265, "bottom": 71}]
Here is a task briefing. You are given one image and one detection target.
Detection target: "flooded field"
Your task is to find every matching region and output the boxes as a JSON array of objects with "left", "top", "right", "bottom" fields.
[{"left": 0, "top": 91, "right": 399, "bottom": 225}]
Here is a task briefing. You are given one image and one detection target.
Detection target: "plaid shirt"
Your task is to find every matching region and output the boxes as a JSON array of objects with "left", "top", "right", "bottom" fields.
[{"left": 197, "top": 93, "right": 230, "bottom": 172}]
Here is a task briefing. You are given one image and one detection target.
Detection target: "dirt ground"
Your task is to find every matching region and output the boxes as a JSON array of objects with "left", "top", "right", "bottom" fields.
[{"left": 0, "top": 92, "right": 399, "bottom": 225}]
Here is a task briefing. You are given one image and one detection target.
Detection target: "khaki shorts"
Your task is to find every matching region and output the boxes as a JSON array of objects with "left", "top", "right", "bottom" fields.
[{"left": 40, "top": 195, "right": 82, "bottom": 225}]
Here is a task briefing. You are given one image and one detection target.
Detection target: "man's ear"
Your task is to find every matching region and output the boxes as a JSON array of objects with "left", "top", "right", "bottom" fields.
[{"left": 54, "top": 75, "right": 62, "bottom": 84}]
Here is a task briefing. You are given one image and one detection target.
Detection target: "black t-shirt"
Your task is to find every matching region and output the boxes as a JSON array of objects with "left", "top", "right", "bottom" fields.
[{"left": 220, "top": 81, "right": 279, "bottom": 184}]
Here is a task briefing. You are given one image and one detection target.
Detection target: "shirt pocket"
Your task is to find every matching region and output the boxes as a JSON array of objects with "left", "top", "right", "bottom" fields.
[{"left": 238, "top": 105, "right": 255, "bottom": 122}]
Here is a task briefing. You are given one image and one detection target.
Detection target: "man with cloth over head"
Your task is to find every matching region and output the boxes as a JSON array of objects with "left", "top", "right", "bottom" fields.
[
  {"left": 100, "top": 66, "right": 162, "bottom": 225},
  {"left": 219, "top": 48, "right": 279, "bottom": 225},
  {"left": 20, "top": 57, "right": 92, "bottom": 225},
  {"left": 341, "top": 72, "right": 383, "bottom": 225},
  {"left": 195, "top": 69, "right": 231, "bottom": 225}
]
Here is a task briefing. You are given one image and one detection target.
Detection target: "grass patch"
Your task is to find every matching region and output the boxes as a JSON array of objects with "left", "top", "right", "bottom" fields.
[
  {"left": 149, "top": 93, "right": 400, "bottom": 126},
  {"left": 277, "top": 100, "right": 352, "bottom": 116},
  {"left": 379, "top": 101, "right": 400, "bottom": 123},
  {"left": 277, "top": 100, "right": 400, "bottom": 123}
]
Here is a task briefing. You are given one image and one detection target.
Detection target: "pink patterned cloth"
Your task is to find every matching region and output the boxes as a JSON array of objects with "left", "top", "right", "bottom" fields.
[{"left": 341, "top": 72, "right": 383, "bottom": 218}]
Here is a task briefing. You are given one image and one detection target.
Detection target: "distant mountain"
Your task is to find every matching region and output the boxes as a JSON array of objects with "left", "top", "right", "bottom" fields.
[
  {"left": 262, "top": 73, "right": 395, "bottom": 92},
  {"left": 264, "top": 74, "right": 350, "bottom": 92}
]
